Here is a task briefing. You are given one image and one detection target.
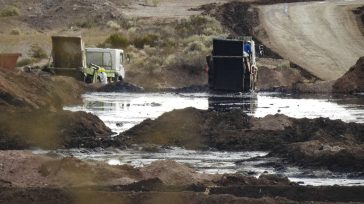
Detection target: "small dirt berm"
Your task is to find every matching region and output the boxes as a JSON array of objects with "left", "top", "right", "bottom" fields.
[{"left": 207, "top": 37, "right": 258, "bottom": 92}]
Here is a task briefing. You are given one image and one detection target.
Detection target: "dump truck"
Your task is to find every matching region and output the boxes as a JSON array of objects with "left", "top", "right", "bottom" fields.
[
  {"left": 207, "top": 37, "right": 258, "bottom": 92},
  {"left": 49, "top": 36, "right": 125, "bottom": 83}
]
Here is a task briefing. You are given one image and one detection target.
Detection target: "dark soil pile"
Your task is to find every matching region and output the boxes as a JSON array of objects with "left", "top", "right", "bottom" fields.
[
  {"left": 0, "top": 110, "right": 113, "bottom": 150},
  {"left": 333, "top": 56, "right": 364, "bottom": 93},
  {"left": 97, "top": 81, "right": 144, "bottom": 93},
  {"left": 118, "top": 108, "right": 364, "bottom": 171}
]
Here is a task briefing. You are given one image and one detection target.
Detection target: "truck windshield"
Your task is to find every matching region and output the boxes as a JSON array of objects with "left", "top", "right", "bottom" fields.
[
  {"left": 86, "top": 52, "right": 112, "bottom": 68},
  {"left": 120, "top": 53, "right": 123, "bottom": 64}
]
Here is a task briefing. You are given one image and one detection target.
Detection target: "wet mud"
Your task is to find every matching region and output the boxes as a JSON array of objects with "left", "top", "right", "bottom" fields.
[
  {"left": 97, "top": 81, "right": 144, "bottom": 93},
  {"left": 1, "top": 152, "right": 363, "bottom": 203},
  {"left": 119, "top": 107, "right": 364, "bottom": 172}
]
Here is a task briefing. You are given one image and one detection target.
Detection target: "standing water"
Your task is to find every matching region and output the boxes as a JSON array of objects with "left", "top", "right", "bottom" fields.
[
  {"left": 64, "top": 92, "right": 364, "bottom": 133},
  {"left": 59, "top": 92, "right": 364, "bottom": 186}
]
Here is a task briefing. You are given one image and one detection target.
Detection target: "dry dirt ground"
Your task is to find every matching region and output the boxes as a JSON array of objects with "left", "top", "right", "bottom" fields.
[
  {"left": 123, "top": 0, "right": 241, "bottom": 18},
  {"left": 259, "top": 0, "right": 364, "bottom": 81}
]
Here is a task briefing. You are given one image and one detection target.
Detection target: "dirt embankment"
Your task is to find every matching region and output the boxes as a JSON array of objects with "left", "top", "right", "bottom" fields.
[
  {"left": 200, "top": 2, "right": 280, "bottom": 59},
  {"left": 0, "top": 68, "right": 85, "bottom": 110},
  {"left": 333, "top": 56, "right": 364, "bottom": 93},
  {"left": 1, "top": 151, "right": 364, "bottom": 203},
  {"left": 119, "top": 108, "right": 364, "bottom": 172},
  {"left": 295, "top": 56, "right": 364, "bottom": 94},
  {"left": 0, "top": 69, "right": 114, "bottom": 150}
]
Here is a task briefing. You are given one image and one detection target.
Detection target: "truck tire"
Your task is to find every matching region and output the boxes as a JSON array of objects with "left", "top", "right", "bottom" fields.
[{"left": 85, "top": 75, "right": 93, "bottom": 84}]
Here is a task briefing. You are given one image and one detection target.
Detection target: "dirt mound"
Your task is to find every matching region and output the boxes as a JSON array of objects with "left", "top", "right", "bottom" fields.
[
  {"left": 0, "top": 151, "right": 141, "bottom": 187},
  {"left": 140, "top": 160, "right": 216, "bottom": 186},
  {"left": 256, "top": 66, "right": 307, "bottom": 92},
  {"left": 333, "top": 56, "right": 364, "bottom": 93},
  {"left": 294, "top": 81, "right": 334, "bottom": 93},
  {"left": 97, "top": 81, "right": 144, "bottom": 93},
  {"left": 118, "top": 108, "right": 364, "bottom": 171},
  {"left": 0, "top": 68, "right": 86, "bottom": 110},
  {"left": 0, "top": 110, "right": 113, "bottom": 150},
  {"left": 0, "top": 0, "right": 127, "bottom": 30}
]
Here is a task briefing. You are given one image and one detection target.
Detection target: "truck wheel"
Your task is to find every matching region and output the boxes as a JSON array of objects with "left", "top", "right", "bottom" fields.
[{"left": 85, "top": 75, "right": 93, "bottom": 83}]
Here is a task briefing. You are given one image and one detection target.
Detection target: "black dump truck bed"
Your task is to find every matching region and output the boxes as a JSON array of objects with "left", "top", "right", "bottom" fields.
[{"left": 207, "top": 38, "right": 255, "bottom": 92}]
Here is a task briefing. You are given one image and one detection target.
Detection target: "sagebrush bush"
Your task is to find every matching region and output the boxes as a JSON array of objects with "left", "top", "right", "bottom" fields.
[
  {"left": 174, "top": 51, "right": 205, "bottom": 75},
  {"left": 10, "top": 29, "right": 21, "bottom": 35},
  {"left": 0, "top": 6, "right": 20, "bottom": 17},
  {"left": 107, "top": 21, "right": 121, "bottom": 30},
  {"left": 16, "top": 58, "right": 33, "bottom": 67},
  {"left": 131, "top": 34, "right": 159, "bottom": 49},
  {"left": 103, "top": 33, "right": 129, "bottom": 49},
  {"left": 29, "top": 44, "right": 47, "bottom": 59},
  {"left": 175, "top": 15, "right": 224, "bottom": 37},
  {"left": 144, "top": 0, "right": 160, "bottom": 7}
]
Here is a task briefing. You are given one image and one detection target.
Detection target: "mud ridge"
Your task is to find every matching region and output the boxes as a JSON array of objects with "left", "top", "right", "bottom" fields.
[{"left": 118, "top": 108, "right": 364, "bottom": 172}]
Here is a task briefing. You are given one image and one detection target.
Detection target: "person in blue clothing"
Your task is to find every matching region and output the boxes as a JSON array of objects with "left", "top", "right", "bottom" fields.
[{"left": 243, "top": 42, "right": 252, "bottom": 55}]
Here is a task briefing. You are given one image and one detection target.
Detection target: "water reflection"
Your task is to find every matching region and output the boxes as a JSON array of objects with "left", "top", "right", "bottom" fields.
[{"left": 208, "top": 94, "right": 257, "bottom": 114}]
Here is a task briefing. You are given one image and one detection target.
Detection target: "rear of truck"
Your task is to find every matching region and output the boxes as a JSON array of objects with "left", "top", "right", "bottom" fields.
[{"left": 207, "top": 38, "right": 257, "bottom": 92}]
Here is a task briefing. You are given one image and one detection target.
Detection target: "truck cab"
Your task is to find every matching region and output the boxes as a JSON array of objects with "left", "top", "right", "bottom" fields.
[{"left": 83, "top": 48, "right": 125, "bottom": 83}]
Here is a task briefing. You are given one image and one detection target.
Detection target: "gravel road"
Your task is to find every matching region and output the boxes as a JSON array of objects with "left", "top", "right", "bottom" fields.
[{"left": 260, "top": 0, "right": 364, "bottom": 80}]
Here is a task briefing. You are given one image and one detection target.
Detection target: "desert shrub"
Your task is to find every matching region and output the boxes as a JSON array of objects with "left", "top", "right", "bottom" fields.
[
  {"left": 29, "top": 44, "right": 47, "bottom": 59},
  {"left": 76, "top": 21, "right": 95, "bottom": 28},
  {"left": 106, "top": 21, "right": 121, "bottom": 30},
  {"left": 131, "top": 34, "right": 159, "bottom": 49},
  {"left": 145, "top": 55, "right": 163, "bottom": 75},
  {"left": 103, "top": 33, "right": 129, "bottom": 49},
  {"left": 183, "top": 41, "right": 206, "bottom": 53},
  {"left": 16, "top": 58, "right": 33, "bottom": 67},
  {"left": 144, "top": 0, "right": 160, "bottom": 7},
  {"left": 175, "top": 15, "right": 224, "bottom": 37},
  {"left": 10, "top": 29, "right": 21, "bottom": 35},
  {"left": 0, "top": 6, "right": 20, "bottom": 17},
  {"left": 171, "top": 51, "right": 205, "bottom": 75}
]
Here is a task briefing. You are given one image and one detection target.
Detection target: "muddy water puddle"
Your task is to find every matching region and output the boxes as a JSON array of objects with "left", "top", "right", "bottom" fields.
[
  {"left": 33, "top": 147, "right": 364, "bottom": 186},
  {"left": 64, "top": 92, "right": 364, "bottom": 133},
  {"left": 61, "top": 92, "right": 364, "bottom": 186}
]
